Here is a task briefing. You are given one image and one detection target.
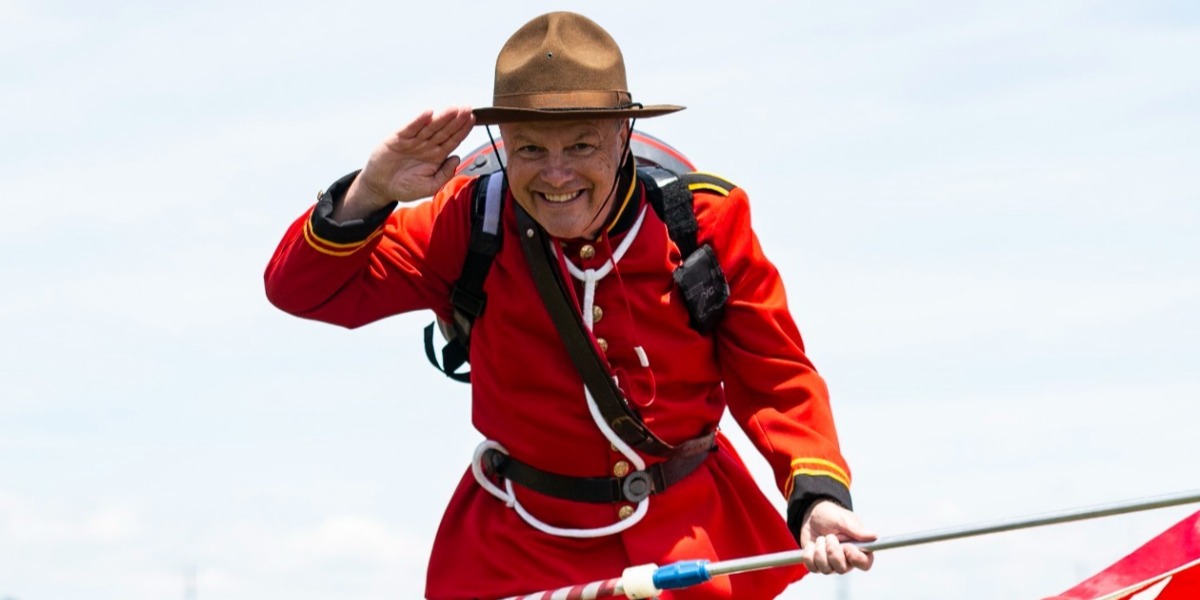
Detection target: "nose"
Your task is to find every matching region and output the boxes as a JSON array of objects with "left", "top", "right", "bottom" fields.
[{"left": 539, "top": 153, "right": 575, "bottom": 188}]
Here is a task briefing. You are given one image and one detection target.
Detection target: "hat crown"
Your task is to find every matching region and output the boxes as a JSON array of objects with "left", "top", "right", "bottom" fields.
[
  {"left": 472, "top": 12, "right": 683, "bottom": 125},
  {"left": 494, "top": 12, "right": 629, "bottom": 107}
]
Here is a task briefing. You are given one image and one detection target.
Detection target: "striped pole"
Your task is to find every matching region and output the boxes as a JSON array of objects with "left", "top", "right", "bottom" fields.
[
  {"left": 501, "top": 488, "right": 1200, "bottom": 600},
  {"left": 500, "top": 576, "right": 623, "bottom": 600}
]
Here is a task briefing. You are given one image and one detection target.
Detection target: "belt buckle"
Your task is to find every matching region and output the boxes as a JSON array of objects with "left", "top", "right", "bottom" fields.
[{"left": 621, "top": 470, "right": 653, "bottom": 503}]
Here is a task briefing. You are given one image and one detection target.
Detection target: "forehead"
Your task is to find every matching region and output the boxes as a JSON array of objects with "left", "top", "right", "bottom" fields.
[{"left": 499, "top": 119, "right": 622, "bottom": 142}]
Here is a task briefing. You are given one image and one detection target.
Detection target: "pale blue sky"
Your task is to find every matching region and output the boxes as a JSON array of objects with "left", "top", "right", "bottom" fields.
[{"left": 1, "top": 1, "right": 1197, "bottom": 599}]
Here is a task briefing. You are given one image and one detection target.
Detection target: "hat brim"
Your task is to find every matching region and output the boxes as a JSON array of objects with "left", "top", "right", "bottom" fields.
[{"left": 472, "top": 104, "right": 684, "bottom": 126}]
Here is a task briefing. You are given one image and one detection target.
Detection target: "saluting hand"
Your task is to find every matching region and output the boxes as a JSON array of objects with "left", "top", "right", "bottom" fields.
[
  {"left": 335, "top": 106, "right": 476, "bottom": 221},
  {"left": 799, "top": 499, "right": 877, "bottom": 575}
]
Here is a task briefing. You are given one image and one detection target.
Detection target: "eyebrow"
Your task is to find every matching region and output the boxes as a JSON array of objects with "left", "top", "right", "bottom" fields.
[{"left": 507, "top": 128, "right": 603, "bottom": 146}]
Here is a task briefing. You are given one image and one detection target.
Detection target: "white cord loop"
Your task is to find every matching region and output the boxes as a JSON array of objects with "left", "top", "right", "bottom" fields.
[
  {"left": 563, "top": 206, "right": 647, "bottom": 332},
  {"left": 471, "top": 438, "right": 648, "bottom": 538}
]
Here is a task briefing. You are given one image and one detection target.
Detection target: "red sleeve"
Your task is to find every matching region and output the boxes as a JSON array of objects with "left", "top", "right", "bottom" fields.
[
  {"left": 263, "top": 173, "right": 476, "bottom": 328},
  {"left": 696, "top": 183, "right": 854, "bottom": 531}
]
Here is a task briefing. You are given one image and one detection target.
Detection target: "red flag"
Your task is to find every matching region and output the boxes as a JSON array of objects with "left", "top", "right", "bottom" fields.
[{"left": 1045, "top": 510, "right": 1200, "bottom": 600}]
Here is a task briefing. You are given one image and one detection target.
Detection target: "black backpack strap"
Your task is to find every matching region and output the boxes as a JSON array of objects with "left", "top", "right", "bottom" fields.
[
  {"left": 639, "top": 169, "right": 699, "bottom": 258},
  {"left": 450, "top": 172, "right": 505, "bottom": 335},
  {"left": 638, "top": 169, "right": 733, "bottom": 333},
  {"left": 424, "top": 172, "right": 505, "bottom": 382}
]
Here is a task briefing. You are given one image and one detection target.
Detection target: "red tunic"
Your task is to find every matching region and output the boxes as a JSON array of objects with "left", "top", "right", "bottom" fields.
[{"left": 265, "top": 172, "right": 853, "bottom": 599}]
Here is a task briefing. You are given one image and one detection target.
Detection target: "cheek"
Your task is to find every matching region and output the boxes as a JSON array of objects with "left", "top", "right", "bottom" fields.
[
  {"left": 587, "top": 161, "right": 619, "bottom": 197},
  {"left": 589, "top": 176, "right": 613, "bottom": 200},
  {"left": 502, "top": 165, "right": 533, "bottom": 202},
  {"left": 512, "top": 193, "right": 538, "bottom": 218},
  {"left": 504, "top": 162, "right": 529, "bottom": 188},
  {"left": 507, "top": 185, "right": 535, "bottom": 215}
]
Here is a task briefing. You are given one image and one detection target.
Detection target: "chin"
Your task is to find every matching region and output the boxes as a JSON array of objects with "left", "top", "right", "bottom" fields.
[
  {"left": 528, "top": 210, "right": 588, "bottom": 240},
  {"left": 543, "top": 224, "right": 587, "bottom": 240}
]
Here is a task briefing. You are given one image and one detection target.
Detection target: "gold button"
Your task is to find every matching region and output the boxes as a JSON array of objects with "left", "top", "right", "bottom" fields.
[
  {"left": 610, "top": 442, "right": 619, "bottom": 452},
  {"left": 618, "top": 505, "right": 635, "bottom": 520},
  {"left": 592, "top": 305, "right": 604, "bottom": 323},
  {"left": 596, "top": 338, "right": 608, "bottom": 352},
  {"left": 612, "top": 461, "right": 630, "bottom": 478},
  {"left": 580, "top": 244, "right": 596, "bottom": 260}
]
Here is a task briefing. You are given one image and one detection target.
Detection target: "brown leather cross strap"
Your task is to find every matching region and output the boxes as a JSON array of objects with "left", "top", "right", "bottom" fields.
[{"left": 515, "top": 204, "right": 713, "bottom": 459}]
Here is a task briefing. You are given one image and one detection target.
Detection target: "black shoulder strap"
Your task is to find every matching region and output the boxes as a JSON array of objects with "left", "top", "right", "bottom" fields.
[
  {"left": 424, "top": 173, "right": 505, "bottom": 382},
  {"left": 450, "top": 172, "right": 505, "bottom": 334},
  {"left": 639, "top": 169, "right": 698, "bottom": 258}
]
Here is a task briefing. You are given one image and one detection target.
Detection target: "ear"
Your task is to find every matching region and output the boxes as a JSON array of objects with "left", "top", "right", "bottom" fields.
[{"left": 612, "top": 119, "right": 632, "bottom": 159}]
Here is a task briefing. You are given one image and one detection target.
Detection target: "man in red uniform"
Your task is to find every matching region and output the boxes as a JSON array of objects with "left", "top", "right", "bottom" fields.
[{"left": 265, "top": 11, "right": 875, "bottom": 599}]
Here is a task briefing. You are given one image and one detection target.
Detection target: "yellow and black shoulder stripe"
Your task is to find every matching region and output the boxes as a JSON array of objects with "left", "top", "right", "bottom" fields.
[{"left": 680, "top": 172, "right": 737, "bottom": 197}]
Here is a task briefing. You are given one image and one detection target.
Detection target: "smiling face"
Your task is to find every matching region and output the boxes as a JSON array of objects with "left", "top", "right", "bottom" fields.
[{"left": 499, "top": 119, "right": 628, "bottom": 240}]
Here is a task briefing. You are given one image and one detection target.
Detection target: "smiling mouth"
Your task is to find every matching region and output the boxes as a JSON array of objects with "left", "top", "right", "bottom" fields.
[{"left": 540, "top": 191, "right": 584, "bottom": 203}]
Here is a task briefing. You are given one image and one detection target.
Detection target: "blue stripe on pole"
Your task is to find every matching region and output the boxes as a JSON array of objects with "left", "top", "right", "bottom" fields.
[{"left": 653, "top": 560, "right": 712, "bottom": 590}]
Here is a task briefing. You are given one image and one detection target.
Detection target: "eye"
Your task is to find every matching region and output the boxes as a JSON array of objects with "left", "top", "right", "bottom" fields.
[
  {"left": 568, "top": 142, "right": 597, "bottom": 155},
  {"left": 513, "top": 144, "right": 545, "bottom": 159}
]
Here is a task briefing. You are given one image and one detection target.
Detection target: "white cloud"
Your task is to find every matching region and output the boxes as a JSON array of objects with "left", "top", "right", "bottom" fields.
[{"left": 0, "top": 493, "right": 141, "bottom": 544}]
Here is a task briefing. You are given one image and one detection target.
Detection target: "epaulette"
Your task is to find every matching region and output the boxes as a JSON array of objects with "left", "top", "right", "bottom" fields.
[{"left": 680, "top": 172, "right": 737, "bottom": 197}]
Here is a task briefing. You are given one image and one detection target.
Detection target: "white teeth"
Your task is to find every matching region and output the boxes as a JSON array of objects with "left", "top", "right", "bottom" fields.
[{"left": 543, "top": 191, "right": 581, "bottom": 203}]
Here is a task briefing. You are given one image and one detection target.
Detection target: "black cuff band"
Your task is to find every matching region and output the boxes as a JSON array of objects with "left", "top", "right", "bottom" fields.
[
  {"left": 786, "top": 473, "right": 854, "bottom": 543},
  {"left": 310, "top": 170, "right": 397, "bottom": 244}
]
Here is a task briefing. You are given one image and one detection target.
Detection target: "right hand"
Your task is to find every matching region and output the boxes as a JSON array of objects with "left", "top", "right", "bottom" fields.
[
  {"left": 798, "top": 499, "right": 877, "bottom": 575},
  {"left": 335, "top": 106, "right": 475, "bottom": 221}
]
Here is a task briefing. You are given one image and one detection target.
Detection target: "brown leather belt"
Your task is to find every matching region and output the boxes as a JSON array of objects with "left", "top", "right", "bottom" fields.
[{"left": 482, "top": 433, "right": 716, "bottom": 504}]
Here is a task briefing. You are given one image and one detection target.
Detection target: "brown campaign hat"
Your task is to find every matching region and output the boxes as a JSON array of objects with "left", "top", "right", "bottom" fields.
[{"left": 473, "top": 12, "right": 685, "bottom": 125}]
